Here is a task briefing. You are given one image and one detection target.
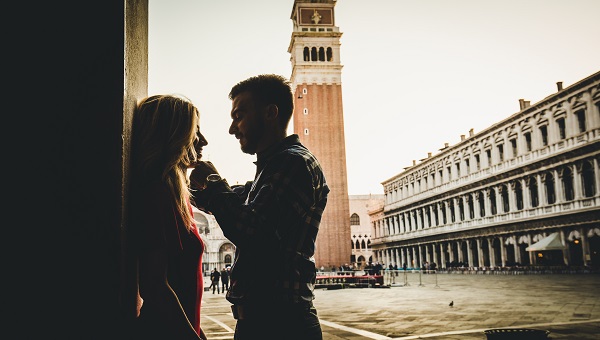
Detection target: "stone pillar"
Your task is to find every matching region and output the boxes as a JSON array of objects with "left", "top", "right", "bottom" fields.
[
  {"left": 457, "top": 241, "right": 463, "bottom": 263},
  {"left": 522, "top": 178, "right": 531, "bottom": 210},
  {"left": 425, "top": 244, "right": 431, "bottom": 264},
  {"left": 484, "top": 189, "right": 491, "bottom": 217},
  {"left": 499, "top": 236, "right": 506, "bottom": 267},
  {"left": 560, "top": 230, "right": 570, "bottom": 265},
  {"left": 448, "top": 243, "right": 454, "bottom": 263},
  {"left": 432, "top": 243, "right": 438, "bottom": 267},
  {"left": 476, "top": 238, "right": 484, "bottom": 268},
  {"left": 487, "top": 238, "right": 496, "bottom": 267},
  {"left": 580, "top": 227, "right": 589, "bottom": 266},
  {"left": 594, "top": 158, "right": 600, "bottom": 197},
  {"left": 440, "top": 243, "right": 446, "bottom": 268},
  {"left": 573, "top": 163, "right": 584, "bottom": 200},
  {"left": 537, "top": 174, "right": 546, "bottom": 206},
  {"left": 401, "top": 248, "right": 406, "bottom": 267},
  {"left": 411, "top": 247, "right": 417, "bottom": 268},
  {"left": 508, "top": 182, "right": 516, "bottom": 212},
  {"left": 514, "top": 236, "right": 522, "bottom": 264},
  {"left": 495, "top": 187, "right": 503, "bottom": 215},
  {"left": 474, "top": 192, "right": 481, "bottom": 219},
  {"left": 466, "top": 239, "right": 473, "bottom": 267},
  {"left": 553, "top": 169, "right": 564, "bottom": 203},
  {"left": 527, "top": 234, "right": 535, "bottom": 265}
]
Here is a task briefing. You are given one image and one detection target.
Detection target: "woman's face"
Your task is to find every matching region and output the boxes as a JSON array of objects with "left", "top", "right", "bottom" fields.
[{"left": 191, "top": 123, "right": 208, "bottom": 165}]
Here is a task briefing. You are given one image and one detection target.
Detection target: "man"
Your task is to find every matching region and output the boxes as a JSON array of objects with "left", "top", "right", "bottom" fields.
[
  {"left": 210, "top": 268, "right": 221, "bottom": 294},
  {"left": 190, "top": 74, "right": 328, "bottom": 339},
  {"left": 220, "top": 267, "right": 230, "bottom": 292}
]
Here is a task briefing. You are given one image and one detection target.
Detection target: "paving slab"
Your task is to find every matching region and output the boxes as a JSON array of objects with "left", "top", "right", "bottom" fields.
[{"left": 200, "top": 273, "right": 600, "bottom": 339}]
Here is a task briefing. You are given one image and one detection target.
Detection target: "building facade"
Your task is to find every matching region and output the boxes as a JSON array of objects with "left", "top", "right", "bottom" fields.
[
  {"left": 288, "top": 0, "right": 351, "bottom": 267},
  {"left": 370, "top": 72, "right": 600, "bottom": 270},
  {"left": 193, "top": 208, "right": 235, "bottom": 276},
  {"left": 349, "top": 194, "right": 384, "bottom": 268}
]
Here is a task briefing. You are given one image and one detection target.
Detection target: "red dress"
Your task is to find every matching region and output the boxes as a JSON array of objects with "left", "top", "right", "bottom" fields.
[{"left": 133, "top": 183, "right": 204, "bottom": 337}]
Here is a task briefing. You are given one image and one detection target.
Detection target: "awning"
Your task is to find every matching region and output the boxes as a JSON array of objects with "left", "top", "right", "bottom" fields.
[{"left": 526, "top": 232, "right": 566, "bottom": 251}]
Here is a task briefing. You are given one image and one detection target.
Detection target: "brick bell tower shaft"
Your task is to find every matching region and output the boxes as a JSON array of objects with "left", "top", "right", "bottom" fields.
[{"left": 288, "top": 0, "right": 351, "bottom": 268}]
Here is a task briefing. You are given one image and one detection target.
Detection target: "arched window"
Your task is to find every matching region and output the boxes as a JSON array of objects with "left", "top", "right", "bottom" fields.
[
  {"left": 562, "top": 167, "right": 574, "bottom": 201},
  {"left": 582, "top": 161, "right": 596, "bottom": 197},
  {"left": 318, "top": 47, "right": 325, "bottom": 61},
  {"left": 467, "top": 195, "right": 474, "bottom": 219},
  {"left": 303, "top": 47, "right": 309, "bottom": 61},
  {"left": 478, "top": 191, "right": 485, "bottom": 217},
  {"left": 350, "top": 213, "right": 360, "bottom": 225},
  {"left": 458, "top": 198, "right": 465, "bottom": 221},
  {"left": 490, "top": 188, "right": 497, "bottom": 215},
  {"left": 501, "top": 185, "right": 509, "bottom": 213},
  {"left": 529, "top": 177, "right": 539, "bottom": 207},
  {"left": 366, "top": 240, "right": 370, "bottom": 249},
  {"left": 545, "top": 173, "right": 556, "bottom": 204},
  {"left": 354, "top": 240, "right": 360, "bottom": 249},
  {"left": 449, "top": 200, "right": 456, "bottom": 222},
  {"left": 311, "top": 47, "right": 317, "bottom": 61},
  {"left": 515, "top": 181, "right": 523, "bottom": 210},
  {"left": 326, "top": 47, "right": 333, "bottom": 61},
  {"left": 441, "top": 202, "right": 447, "bottom": 224}
]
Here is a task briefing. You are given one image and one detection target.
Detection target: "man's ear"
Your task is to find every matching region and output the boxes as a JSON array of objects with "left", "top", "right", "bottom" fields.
[{"left": 265, "top": 104, "right": 279, "bottom": 121}]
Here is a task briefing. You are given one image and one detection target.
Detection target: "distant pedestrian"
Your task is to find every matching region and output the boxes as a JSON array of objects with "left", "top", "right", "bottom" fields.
[
  {"left": 210, "top": 268, "right": 221, "bottom": 294},
  {"left": 220, "top": 267, "right": 230, "bottom": 292}
]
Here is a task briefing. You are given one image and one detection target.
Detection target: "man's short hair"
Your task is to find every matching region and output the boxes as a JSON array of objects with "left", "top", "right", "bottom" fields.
[{"left": 229, "top": 74, "right": 294, "bottom": 127}]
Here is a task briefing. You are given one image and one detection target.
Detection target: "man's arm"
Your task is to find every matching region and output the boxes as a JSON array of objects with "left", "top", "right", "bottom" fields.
[{"left": 190, "top": 155, "right": 315, "bottom": 248}]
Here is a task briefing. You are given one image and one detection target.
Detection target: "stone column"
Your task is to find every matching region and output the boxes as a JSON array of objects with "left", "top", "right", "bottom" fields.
[
  {"left": 580, "top": 227, "right": 589, "bottom": 266},
  {"left": 514, "top": 236, "right": 521, "bottom": 264},
  {"left": 499, "top": 235, "right": 506, "bottom": 267},
  {"left": 573, "top": 163, "right": 584, "bottom": 200},
  {"left": 594, "top": 158, "right": 600, "bottom": 197},
  {"left": 560, "top": 230, "right": 570, "bottom": 265},
  {"left": 425, "top": 244, "right": 431, "bottom": 264},
  {"left": 448, "top": 243, "right": 454, "bottom": 263},
  {"left": 495, "top": 187, "right": 503, "bottom": 215},
  {"left": 432, "top": 243, "right": 438, "bottom": 267},
  {"left": 484, "top": 189, "right": 491, "bottom": 217},
  {"left": 537, "top": 173, "right": 546, "bottom": 206},
  {"left": 527, "top": 234, "right": 535, "bottom": 265},
  {"left": 411, "top": 247, "right": 417, "bottom": 268},
  {"left": 522, "top": 178, "right": 531, "bottom": 210},
  {"left": 445, "top": 201, "right": 452, "bottom": 224},
  {"left": 508, "top": 182, "right": 517, "bottom": 212},
  {"left": 466, "top": 239, "right": 473, "bottom": 267},
  {"left": 401, "top": 248, "right": 406, "bottom": 267},
  {"left": 487, "top": 238, "right": 496, "bottom": 267},
  {"left": 440, "top": 243, "right": 447, "bottom": 268},
  {"left": 474, "top": 192, "right": 482, "bottom": 219},
  {"left": 553, "top": 169, "right": 564, "bottom": 203},
  {"left": 457, "top": 241, "right": 463, "bottom": 263},
  {"left": 476, "top": 238, "right": 484, "bottom": 268}
]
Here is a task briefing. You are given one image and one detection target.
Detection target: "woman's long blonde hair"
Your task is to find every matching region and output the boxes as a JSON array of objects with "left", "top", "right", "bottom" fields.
[{"left": 130, "top": 94, "right": 199, "bottom": 229}]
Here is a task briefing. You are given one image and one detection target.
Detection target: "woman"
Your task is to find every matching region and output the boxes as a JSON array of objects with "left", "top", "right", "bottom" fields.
[{"left": 128, "top": 95, "right": 208, "bottom": 339}]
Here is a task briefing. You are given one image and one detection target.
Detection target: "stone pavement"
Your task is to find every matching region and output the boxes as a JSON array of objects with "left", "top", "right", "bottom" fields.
[{"left": 200, "top": 273, "right": 600, "bottom": 339}]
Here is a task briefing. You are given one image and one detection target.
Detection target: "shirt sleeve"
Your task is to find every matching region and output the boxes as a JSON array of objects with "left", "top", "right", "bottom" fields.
[{"left": 192, "top": 152, "right": 315, "bottom": 249}]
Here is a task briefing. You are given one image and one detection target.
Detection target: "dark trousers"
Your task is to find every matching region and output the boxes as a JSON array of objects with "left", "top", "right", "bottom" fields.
[
  {"left": 212, "top": 281, "right": 220, "bottom": 294},
  {"left": 232, "top": 300, "right": 322, "bottom": 340}
]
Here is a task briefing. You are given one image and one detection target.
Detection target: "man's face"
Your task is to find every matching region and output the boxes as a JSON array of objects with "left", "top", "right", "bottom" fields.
[{"left": 229, "top": 91, "right": 266, "bottom": 155}]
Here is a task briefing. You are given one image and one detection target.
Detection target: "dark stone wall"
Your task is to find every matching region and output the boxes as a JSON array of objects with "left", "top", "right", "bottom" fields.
[{"left": 11, "top": 1, "right": 147, "bottom": 338}]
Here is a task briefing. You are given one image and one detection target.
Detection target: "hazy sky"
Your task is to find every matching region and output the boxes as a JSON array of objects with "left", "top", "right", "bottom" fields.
[{"left": 148, "top": 0, "right": 600, "bottom": 195}]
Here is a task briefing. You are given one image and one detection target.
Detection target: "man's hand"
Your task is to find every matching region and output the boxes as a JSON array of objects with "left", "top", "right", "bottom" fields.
[{"left": 190, "top": 161, "right": 220, "bottom": 190}]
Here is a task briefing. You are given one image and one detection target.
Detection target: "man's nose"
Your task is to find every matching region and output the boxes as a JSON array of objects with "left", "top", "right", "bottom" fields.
[{"left": 228, "top": 121, "right": 236, "bottom": 135}]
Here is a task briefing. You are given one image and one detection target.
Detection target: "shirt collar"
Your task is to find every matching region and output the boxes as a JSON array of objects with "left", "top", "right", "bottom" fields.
[{"left": 254, "top": 134, "right": 301, "bottom": 169}]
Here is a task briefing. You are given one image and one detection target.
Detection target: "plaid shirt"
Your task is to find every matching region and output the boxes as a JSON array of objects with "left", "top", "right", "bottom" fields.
[{"left": 193, "top": 135, "right": 329, "bottom": 304}]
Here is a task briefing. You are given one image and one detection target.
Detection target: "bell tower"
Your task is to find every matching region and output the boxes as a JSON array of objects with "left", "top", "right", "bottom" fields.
[{"left": 288, "top": 0, "right": 350, "bottom": 268}]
